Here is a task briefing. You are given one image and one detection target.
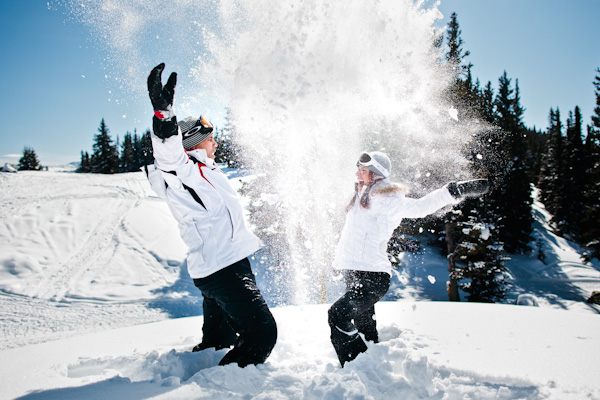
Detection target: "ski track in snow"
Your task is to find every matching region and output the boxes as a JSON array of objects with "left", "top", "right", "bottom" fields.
[
  {"left": 1, "top": 173, "right": 138, "bottom": 301},
  {"left": 30, "top": 192, "right": 136, "bottom": 301},
  {"left": 0, "top": 292, "right": 166, "bottom": 350},
  {"left": 0, "top": 170, "right": 184, "bottom": 350}
]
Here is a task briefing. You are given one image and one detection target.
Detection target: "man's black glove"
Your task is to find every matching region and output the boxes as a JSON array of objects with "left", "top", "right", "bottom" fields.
[
  {"left": 147, "top": 63, "right": 178, "bottom": 139},
  {"left": 447, "top": 179, "right": 489, "bottom": 199}
]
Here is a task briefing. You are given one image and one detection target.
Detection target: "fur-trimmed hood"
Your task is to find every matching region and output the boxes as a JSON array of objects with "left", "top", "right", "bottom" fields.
[
  {"left": 347, "top": 178, "right": 409, "bottom": 212},
  {"left": 369, "top": 178, "right": 408, "bottom": 196},
  {"left": 372, "top": 182, "right": 408, "bottom": 196}
]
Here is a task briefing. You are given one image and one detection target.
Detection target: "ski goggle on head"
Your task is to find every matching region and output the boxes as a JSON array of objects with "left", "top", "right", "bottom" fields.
[
  {"left": 356, "top": 152, "right": 389, "bottom": 178},
  {"left": 185, "top": 115, "right": 213, "bottom": 137}
]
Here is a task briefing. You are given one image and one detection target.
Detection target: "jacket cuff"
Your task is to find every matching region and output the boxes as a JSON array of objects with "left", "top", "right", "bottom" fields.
[{"left": 152, "top": 115, "right": 179, "bottom": 139}]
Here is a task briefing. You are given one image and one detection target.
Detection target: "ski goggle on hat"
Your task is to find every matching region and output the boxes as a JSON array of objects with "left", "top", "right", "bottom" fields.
[
  {"left": 357, "top": 151, "right": 391, "bottom": 178},
  {"left": 180, "top": 115, "right": 214, "bottom": 150}
]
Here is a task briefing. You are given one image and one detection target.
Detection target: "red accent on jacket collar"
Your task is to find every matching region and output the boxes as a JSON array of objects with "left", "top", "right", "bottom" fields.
[{"left": 197, "top": 162, "right": 215, "bottom": 189}]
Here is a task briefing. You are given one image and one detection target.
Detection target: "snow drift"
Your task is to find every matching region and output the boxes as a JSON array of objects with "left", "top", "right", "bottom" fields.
[{"left": 1, "top": 169, "right": 599, "bottom": 399}]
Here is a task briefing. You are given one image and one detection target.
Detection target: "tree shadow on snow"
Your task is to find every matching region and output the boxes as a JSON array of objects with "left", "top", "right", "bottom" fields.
[
  {"left": 146, "top": 249, "right": 295, "bottom": 319},
  {"left": 383, "top": 251, "right": 456, "bottom": 302},
  {"left": 16, "top": 347, "right": 227, "bottom": 400},
  {"left": 505, "top": 206, "right": 600, "bottom": 313},
  {"left": 508, "top": 254, "right": 599, "bottom": 313},
  {"left": 15, "top": 377, "right": 176, "bottom": 400}
]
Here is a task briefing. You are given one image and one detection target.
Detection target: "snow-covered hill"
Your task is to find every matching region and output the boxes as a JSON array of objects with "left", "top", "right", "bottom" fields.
[{"left": 0, "top": 168, "right": 599, "bottom": 399}]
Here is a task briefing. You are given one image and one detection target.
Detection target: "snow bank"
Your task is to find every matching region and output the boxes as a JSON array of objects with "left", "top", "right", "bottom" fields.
[{"left": 1, "top": 303, "right": 599, "bottom": 400}]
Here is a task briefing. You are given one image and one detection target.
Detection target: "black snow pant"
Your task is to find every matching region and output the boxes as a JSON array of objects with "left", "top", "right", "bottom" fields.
[
  {"left": 193, "top": 257, "right": 277, "bottom": 367},
  {"left": 328, "top": 270, "right": 390, "bottom": 366}
]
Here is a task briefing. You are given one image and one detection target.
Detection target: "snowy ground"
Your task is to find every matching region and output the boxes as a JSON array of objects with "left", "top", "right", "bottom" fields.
[{"left": 1, "top": 168, "right": 599, "bottom": 399}]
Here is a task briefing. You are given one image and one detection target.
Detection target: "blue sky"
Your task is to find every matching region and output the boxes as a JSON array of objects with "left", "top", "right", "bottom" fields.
[{"left": 0, "top": 0, "right": 599, "bottom": 166}]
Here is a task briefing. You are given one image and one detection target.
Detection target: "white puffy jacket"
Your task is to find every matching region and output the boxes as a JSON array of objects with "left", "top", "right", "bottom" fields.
[
  {"left": 149, "top": 132, "right": 262, "bottom": 279},
  {"left": 333, "top": 178, "right": 459, "bottom": 275}
]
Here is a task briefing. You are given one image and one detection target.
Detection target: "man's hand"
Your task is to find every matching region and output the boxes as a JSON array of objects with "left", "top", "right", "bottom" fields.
[
  {"left": 147, "top": 63, "right": 178, "bottom": 139},
  {"left": 148, "top": 63, "right": 177, "bottom": 118}
]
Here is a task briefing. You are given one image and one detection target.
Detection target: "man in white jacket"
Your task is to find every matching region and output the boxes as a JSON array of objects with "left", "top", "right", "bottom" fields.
[
  {"left": 328, "top": 151, "right": 488, "bottom": 366},
  {"left": 146, "top": 63, "right": 277, "bottom": 367}
]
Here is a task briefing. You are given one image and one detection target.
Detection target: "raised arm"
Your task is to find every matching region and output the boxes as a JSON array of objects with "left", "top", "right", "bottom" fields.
[{"left": 147, "top": 63, "right": 187, "bottom": 170}]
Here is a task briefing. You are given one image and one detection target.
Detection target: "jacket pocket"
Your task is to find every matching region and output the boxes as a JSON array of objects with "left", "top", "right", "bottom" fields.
[{"left": 180, "top": 217, "right": 216, "bottom": 267}]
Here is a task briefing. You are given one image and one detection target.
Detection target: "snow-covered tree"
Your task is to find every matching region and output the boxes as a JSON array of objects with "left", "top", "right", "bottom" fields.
[
  {"left": 215, "top": 108, "right": 244, "bottom": 168},
  {"left": 435, "top": 13, "right": 509, "bottom": 301},
  {"left": 239, "top": 174, "right": 294, "bottom": 304},
  {"left": 451, "top": 217, "right": 507, "bottom": 303}
]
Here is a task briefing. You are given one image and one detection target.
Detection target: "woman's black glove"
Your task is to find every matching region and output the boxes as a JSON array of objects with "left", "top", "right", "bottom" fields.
[
  {"left": 447, "top": 179, "right": 489, "bottom": 199},
  {"left": 147, "top": 63, "right": 178, "bottom": 139}
]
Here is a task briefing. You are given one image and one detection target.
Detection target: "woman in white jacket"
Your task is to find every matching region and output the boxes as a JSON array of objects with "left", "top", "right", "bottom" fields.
[
  {"left": 147, "top": 63, "right": 276, "bottom": 367},
  {"left": 328, "top": 151, "right": 488, "bottom": 366}
]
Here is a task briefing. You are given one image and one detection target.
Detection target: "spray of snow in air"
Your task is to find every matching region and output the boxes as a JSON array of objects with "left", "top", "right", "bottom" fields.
[{"left": 59, "top": 0, "right": 492, "bottom": 304}]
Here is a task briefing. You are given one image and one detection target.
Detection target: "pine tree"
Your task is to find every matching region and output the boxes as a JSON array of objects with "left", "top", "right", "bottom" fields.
[
  {"left": 132, "top": 132, "right": 141, "bottom": 170},
  {"left": 219, "top": 108, "right": 244, "bottom": 168},
  {"left": 409, "top": 12, "right": 503, "bottom": 302},
  {"left": 592, "top": 68, "right": 600, "bottom": 130},
  {"left": 523, "top": 126, "right": 546, "bottom": 182},
  {"left": 213, "top": 126, "right": 232, "bottom": 165},
  {"left": 138, "top": 129, "right": 154, "bottom": 167},
  {"left": 561, "top": 107, "right": 587, "bottom": 238},
  {"left": 238, "top": 174, "right": 294, "bottom": 304},
  {"left": 18, "top": 147, "right": 42, "bottom": 170},
  {"left": 490, "top": 72, "right": 533, "bottom": 253},
  {"left": 581, "top": 68, "right": 600, "bottom": 259},
  {"left": 422, "top": 12, "right": 507, "bottom": 302},
  {"left": 452, "top": 218, "right": 507, "bottom": 302},
  {"left": 478, "top": 81, "right": 495, "bottom": 124},
  {"left": 444, "top": 12, "right": 476, "bottom": 115},
  {"left": 538, "top": 108, "right": 565, "bottom": 221},
  {"left": 78, "top": 151, "right": 92, "bottom": 173},
  {"left": 445, "top": 12, "right": 472, "bottom": 79},
  {"left": 120, "top": 131, "right": 137, "bottom": 172},
  {"left": 91, "top": 119, "right": 119, "bottom": 174},
  {"left": 439, "top": 12, "right": 470, "bottom": 301}
]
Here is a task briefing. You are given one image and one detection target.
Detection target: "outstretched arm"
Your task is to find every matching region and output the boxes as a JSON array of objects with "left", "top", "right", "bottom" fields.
[
  {"left": 392, "top": 187, "right": 458, "bottom": 219},
  {"left": 147, "top": 63, "right": 187, "bottom": 170},
  {"left": 387, "top": 179, "right": 489, "bottom": 221}
]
